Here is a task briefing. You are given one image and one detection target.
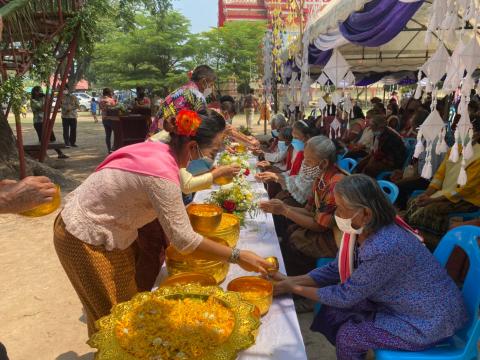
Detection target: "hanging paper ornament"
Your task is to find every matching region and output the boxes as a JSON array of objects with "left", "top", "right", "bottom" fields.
[
  {"left": 329, "top": 117, "right": 341, "bottom": 139},
  {"left": 322, "top": 50, "right": 350, "bottom": 87},
  {"left": 317, "top": 96, "right": 327, "bottom": 111},
  {"left": 415, "top": 108, "right": 446, "bottom": 175},
  {"left": 460, "top": 36, "right": 480, "bottom": 75},
  {"left": 463, "top": 128, "right": 474, "bottom": 160},
  {"left": 443, "top": 41, "right": 466, "bottom": 92},
  {"left": 331, "top": 92, "right": 342, "bottom": 106},
  {"left": 317, "top": 73, "right": 329, "bottom": 86},
  {"left": 449, "top": 138, "right": 459, "bottom": 162},
  {"left": 458, "top": 158, "right": 468, "bottom": 186},
  {"left": 436, "top": 128, "right": 448, "bottom": 154},
  {"left": 421, "top": 151, "right": 433, "bottom": 179},
  {"left": 343, "top": 71, "right": 355, "bottom": 88},
  {"left": 424, "top": 43, "right": 450, "bottom": 86},
  {"left": 413, "top": 130, "right": 425, "bottom": 159}
]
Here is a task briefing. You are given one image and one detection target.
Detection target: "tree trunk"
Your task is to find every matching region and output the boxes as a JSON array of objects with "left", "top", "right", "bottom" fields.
[{"left": 0, "top": 112, "right": 79, "bottom": 190}]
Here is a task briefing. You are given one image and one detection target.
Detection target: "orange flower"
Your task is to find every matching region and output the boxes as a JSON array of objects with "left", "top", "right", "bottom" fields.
[{"left": 176, "top": 109, "right": 202, "bottom": 137}]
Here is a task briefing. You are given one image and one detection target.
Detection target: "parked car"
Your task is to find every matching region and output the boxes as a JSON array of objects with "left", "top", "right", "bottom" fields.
[{"left": 72, "top": 92, "right": 92, "bottom": 112}]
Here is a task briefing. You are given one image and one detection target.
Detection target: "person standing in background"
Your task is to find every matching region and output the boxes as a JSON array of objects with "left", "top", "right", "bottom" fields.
[
  {"left": 244, "top": 89, "right": 258, "bottom": 130},
  {"left": 99, "top": 88, "right": 118, "bottom": 154},
  {"left": 90, "top": 98, "right": 98, "bottom": 123},
  {"left": 60, "top": 87, "right": 80, "bottom": 148},
  {"left": 30, "top": 86, "right": 68, "bottom": 159}
]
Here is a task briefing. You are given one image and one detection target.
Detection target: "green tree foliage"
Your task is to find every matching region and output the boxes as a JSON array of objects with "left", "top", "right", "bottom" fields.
[
  {"left": 192, "top": 21, "right": 267, "bottom": 89},
  {"left": 90, "top": 11, "right": 193, "bottom": 93}
]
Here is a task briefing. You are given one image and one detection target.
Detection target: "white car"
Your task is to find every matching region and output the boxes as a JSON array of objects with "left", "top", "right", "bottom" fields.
[{"left": 72, "top": 92, "right": 92, "bottom": 112}]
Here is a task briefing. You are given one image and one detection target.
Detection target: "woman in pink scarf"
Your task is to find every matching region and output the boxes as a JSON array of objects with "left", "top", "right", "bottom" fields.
[{"left": 54, "top": 109, "right": 269, "bottom": 336}]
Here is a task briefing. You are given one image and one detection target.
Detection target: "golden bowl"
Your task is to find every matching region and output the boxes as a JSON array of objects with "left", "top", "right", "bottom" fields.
[
  {"left": 89, "top": 284, "right": 260, "bottom": 360},
  {"left": 166, "top": 245, "right": 230, "bottom": 284},
  {"left": 187, "top": 203, "right": 223, "bottom": 233},
  {"left": 198, "top": 213, "right": 240, "bottom": 248},
  {"left": 265, "top": 256, "right": 279, "bottom": 274},
  {"left": 227, "top": 276, "right": 273, "bottom": 316},
  {"left": 20, "top": 184, "right": 61, "bottom": 217},
  {"left": 160, "top": 272, "right": 217, "bottom": 287},
  {"left": 213, "top": 176, "right": 233, "bottom": 186}
]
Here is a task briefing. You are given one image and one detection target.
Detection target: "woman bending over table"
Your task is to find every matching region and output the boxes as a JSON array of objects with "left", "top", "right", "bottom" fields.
[
  {"left": 54, "top": 110, "right": 269, "bottom": 336},
  {"left": 273, "top": 175, "right": 467, "bottom": 360}
]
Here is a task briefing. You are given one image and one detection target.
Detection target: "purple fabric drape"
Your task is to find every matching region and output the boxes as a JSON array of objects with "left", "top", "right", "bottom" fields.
[
  {"left": 339, "top": 0, "right": 424, "bottom": 47},
  {"left": 308, "top": 46, "right": 333, "bottom": 66},
  {"left": 355, "top": 72, "right": 390, "bottom": 86}
]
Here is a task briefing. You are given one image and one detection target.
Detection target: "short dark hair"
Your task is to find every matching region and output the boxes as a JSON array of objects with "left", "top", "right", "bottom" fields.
[
  {"left": 293, "top": 120, "right": 313, "bottom": 138},
  {"left": 280, "top": 126, "right": 293, "bottom": 142},
  {"left": 387, "top": 102, "right": 399, "bottom": 115},
  {"left": 103, "top": 88, "right": 113, "bottom": 97},
  {"left": 31, "top": 86, "right": 43, "bottom": 99},
  {"left": 335, "top": 174, "right": 396, "bottom": 233},
  {"left": 191, "top": 65, "right": 216, "bottom": 83},
  {"left": 220, "top": 100, "right": 236, "bottom": 116}
]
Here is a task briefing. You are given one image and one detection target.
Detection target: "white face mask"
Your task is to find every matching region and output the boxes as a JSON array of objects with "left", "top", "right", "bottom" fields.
[
  {"left": 302, "top": 164, "right": 322, "bottom": 179},
  {"left": 335, "top": 211, "right": 364, "bottom": 235}
]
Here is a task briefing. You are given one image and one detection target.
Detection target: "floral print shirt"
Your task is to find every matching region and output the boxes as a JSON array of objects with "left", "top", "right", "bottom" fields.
[{"left": 149, "top": 81, "right": 206, "bottom": 135}]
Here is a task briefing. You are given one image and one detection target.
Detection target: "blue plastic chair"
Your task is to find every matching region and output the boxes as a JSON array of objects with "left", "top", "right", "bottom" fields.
[
  {"left": 338, "top": 158, "right": 358, "bottom": 174},
  {"left": 314, "top": 257, "right": 335, "bottom": 314},
  {"left": 378, "top": 180, "right": 399, "bottom": 204},
  {"left": 375, "top": 225, "right": 480, "bottom": 360},
  {"left": 377, "top": 171, "right": 392, "bottom": 180},
  {"left": 449, "top": 209, "right": 480, "bottom": 222}
]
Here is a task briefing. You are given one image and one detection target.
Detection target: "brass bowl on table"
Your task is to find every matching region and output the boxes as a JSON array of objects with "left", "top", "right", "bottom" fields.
[
  {"left": 187, "top": 203, "right": 223, "bottom": 233},
  {"left": 264, "top": 256, "right": 279, "bottom": 274},
  {"left": 160, "top": 272, "right": 217, "bottom": 287},
  {"left": 227, "top": 276, "right": 273, "bottom": 316},
  {"left": 166, "top": 244, "right": 230, "bottom": 284},
  {"left": 20, "top": 184, "right": 61, "bottom": 217},
  {"left": 213, "top": 176, "right": 233, "bottom": 186},
  {"left": 198, "top": 213, "right": 240, "bottom": 248}
]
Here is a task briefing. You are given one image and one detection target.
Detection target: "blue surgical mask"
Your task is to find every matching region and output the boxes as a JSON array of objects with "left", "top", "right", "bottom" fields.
[
  {"left": 271, "top": 129, "right": 279, "bottom": 138},
  {"left": 187, "top": 146, "right": 214, "bottom": 176},
  {"left": 187, "top": 158, "right": 214, "bottom": 176},
  {"left": 277, "top": 141, "right": 287, "bottom": 152},
  {"left": 291, "top": 138, "right": 305, "bottom": 151}
]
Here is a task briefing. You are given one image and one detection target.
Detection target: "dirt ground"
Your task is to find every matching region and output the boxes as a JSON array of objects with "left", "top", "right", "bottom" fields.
[{"left": 0, "top": 112, "right": 335, "bottom": 360}]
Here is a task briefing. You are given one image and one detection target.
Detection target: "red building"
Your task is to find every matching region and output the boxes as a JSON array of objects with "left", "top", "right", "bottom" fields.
[{"left": 218, "top": 0, "right": 328, "bottom": 27}]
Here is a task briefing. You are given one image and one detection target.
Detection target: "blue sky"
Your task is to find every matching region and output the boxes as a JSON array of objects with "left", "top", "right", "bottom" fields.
[{"left": 173, "top": 0, "right": 218, "bottom": 33}]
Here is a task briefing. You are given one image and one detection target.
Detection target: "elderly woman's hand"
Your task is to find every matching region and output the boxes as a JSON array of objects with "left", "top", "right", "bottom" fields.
[
  {"left": 256, "top": 160, "right": 271, "bottom": 169},
  {"left": 255, "top": 171, "right": 278, "bottom": 183},
  {"left": 273, "top": 274, "right": 295, "bottom": 296},
  {"left": 415, "top": 193, "right": 431, "bottom": 207},
  {"left": 259, "top": 199, "right": 286, "bottom": 215}
]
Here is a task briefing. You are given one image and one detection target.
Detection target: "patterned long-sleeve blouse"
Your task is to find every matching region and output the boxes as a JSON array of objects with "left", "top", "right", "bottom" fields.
[{"left": 308, "top": 224, "right": 467, "bottom": 346}]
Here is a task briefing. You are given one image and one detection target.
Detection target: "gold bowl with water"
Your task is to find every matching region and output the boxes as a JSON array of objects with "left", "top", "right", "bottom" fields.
[
  {"left": 227, "top": 276, "right": 273, "bottom": 316},
  {"left": 20, "top": 184, "right": 61, "bottom": 217},
  {"left": 187, "top": 203, "right": 223, "bottom": 233}
]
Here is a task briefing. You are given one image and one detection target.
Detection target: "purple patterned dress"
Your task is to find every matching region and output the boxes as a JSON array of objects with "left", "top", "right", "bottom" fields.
[{"left": 308, "top": 223, "right": 467, "bottom": 360}]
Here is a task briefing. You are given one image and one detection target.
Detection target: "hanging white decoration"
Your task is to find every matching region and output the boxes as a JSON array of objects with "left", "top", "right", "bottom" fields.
[{"left": 322, "top": 50, "right": 350, "bottom": 87}]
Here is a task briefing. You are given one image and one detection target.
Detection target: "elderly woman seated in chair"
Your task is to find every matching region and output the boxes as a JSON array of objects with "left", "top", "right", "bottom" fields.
[
  {"left": 272, "top": 175, "right": 467, "bottom": 360},
  {"left": 259, "top": 136, "right": 345, "bottom": 275}
]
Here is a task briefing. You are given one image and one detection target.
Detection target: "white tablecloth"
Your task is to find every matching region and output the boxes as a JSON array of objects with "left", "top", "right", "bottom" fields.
[{"left": 156, "top": 160, "right": 308, "bottom": 360}]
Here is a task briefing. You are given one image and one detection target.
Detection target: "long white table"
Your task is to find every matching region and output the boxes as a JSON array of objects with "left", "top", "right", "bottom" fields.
[{"left": 156, "top": 160, "right": 308, "bottom": 360}]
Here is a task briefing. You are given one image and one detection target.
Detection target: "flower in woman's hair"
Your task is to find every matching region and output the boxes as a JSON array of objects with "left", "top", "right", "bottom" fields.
[
  {"left": 176, "top": 109, "right": 202, "bottom": 136},
  {"left": 223, "top": 200, "right": 236, "bottom": 212}
]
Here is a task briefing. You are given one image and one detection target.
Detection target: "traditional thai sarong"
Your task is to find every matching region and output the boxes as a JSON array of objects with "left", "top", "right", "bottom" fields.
[{"left": 54, "top": 215, "right": 138, "bottom": 336}]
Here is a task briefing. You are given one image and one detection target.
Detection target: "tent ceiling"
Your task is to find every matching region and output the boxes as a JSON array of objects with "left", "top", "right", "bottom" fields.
[{"left": 290, "top": 0, "right": 480, "bottom": 73}]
